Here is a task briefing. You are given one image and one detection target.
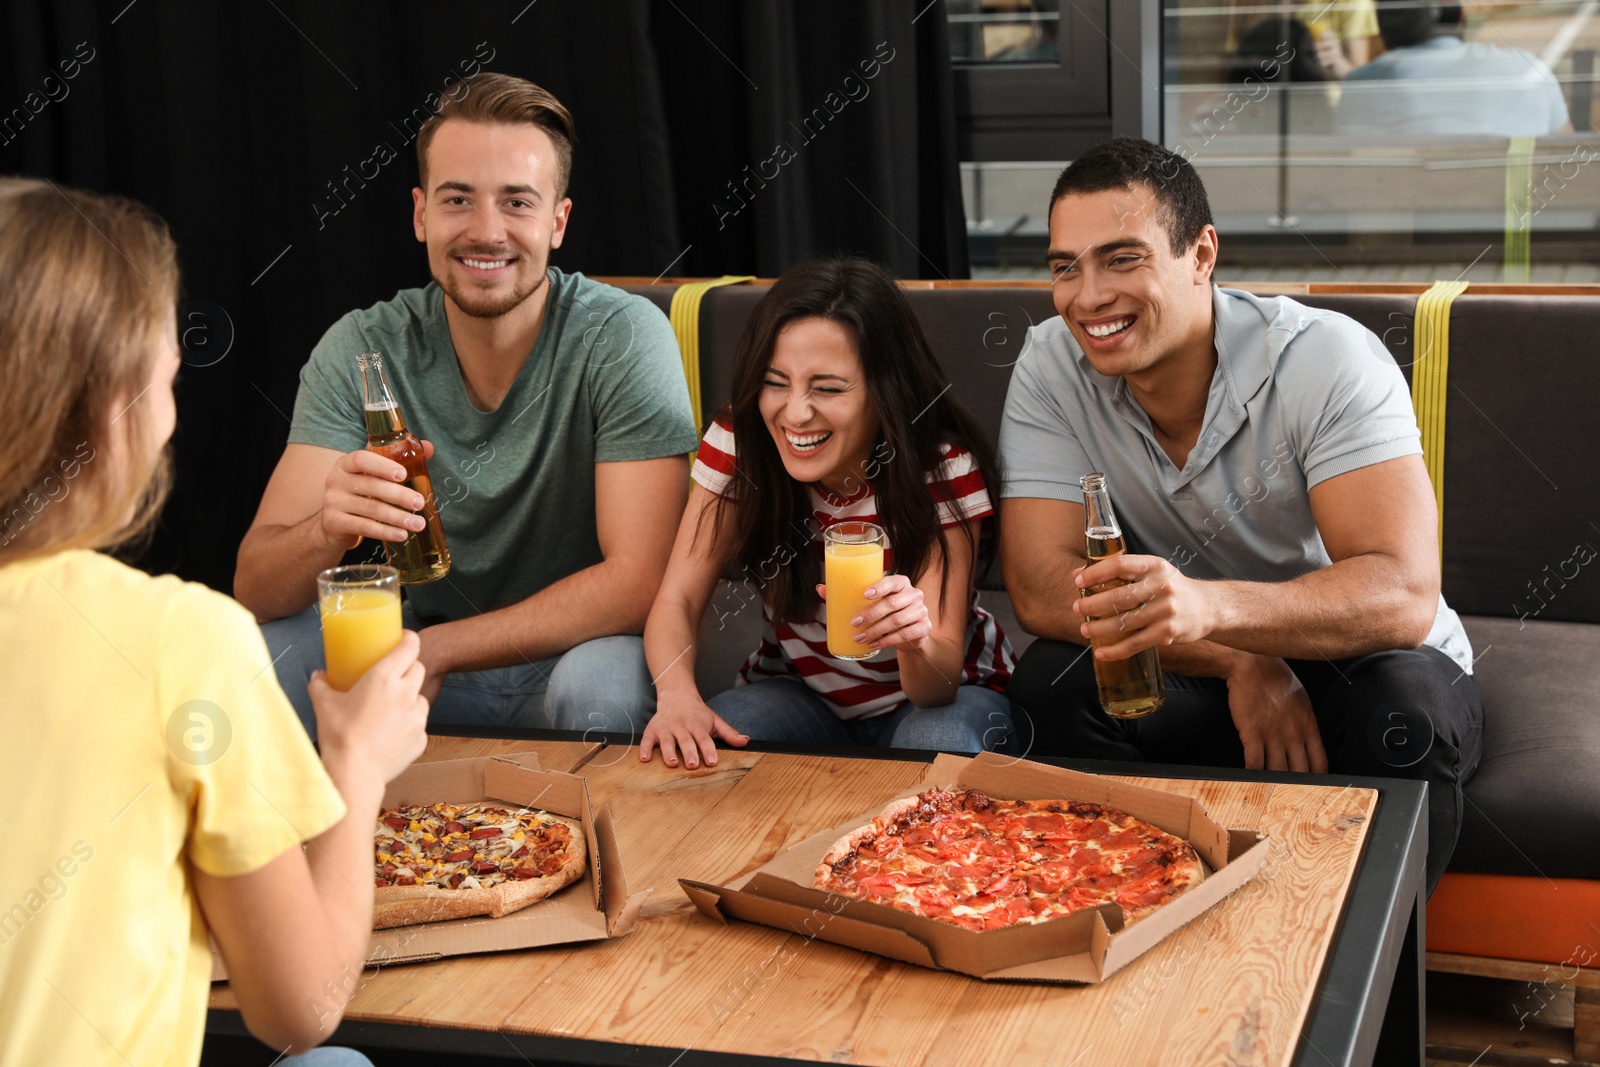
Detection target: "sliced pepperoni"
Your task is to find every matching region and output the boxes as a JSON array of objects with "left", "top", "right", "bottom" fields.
[
  {"left": 856, "top": 875, "right": 903, "bottom": 898},
  {"left": 382, "top": 816, "right": 408, "bottom": 831},
  {"left": 1065, "top": 888, "right": 1104, "bottom": 912},
  {"left": 470, "top": 860, "right": 499, "bottom": 875},
  {"left": 471, "top": 827, "right": 502, "bottom": 839},
  {"left": 443, "top": 821, "right": 465, "bottom": 835},
  {"left": 975, "top": 838, "right": 1012, "bottom": 859},
  {"left": 1000, "top": 897, "right": 1032, "bottom": 923},
  {"left": 1101, "top": 831, "right": 1147, "bottom": 852},
  {"left": 1118, "top": 847, "right": 1164, "bottom": 869},
  {"left": 445, "top": 849, "right": 473, "bottom": 862},
  {"left": 512, "top": 866, "right": 540, "bottom": 879},
  {"left": 1078, "top": 873, "right": 1125, "bottom": 890},
  {"left": 1118, "top": 885, "right": 1172, "bottom": 907}
]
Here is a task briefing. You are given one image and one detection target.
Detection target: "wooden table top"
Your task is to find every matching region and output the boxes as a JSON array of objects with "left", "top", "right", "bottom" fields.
[{"left": 210, "top": 735, "right": 1378, "bottom": 1067}]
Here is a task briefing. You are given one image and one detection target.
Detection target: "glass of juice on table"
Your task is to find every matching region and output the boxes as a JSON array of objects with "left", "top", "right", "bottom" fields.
[
  {"left": 317, "top": 564, "right": 403, "bottom": 691},
  {"left": 824, "top": 521, "right": 885, "bottom": 660}
]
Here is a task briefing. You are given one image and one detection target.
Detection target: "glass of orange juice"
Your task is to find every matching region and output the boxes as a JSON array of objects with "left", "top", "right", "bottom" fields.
[
  {"left": 317, "top": 564, "right": 403, "bottom": 691},
  {"left": 824, "top": 521, "right": 886, "bottom": 660}
]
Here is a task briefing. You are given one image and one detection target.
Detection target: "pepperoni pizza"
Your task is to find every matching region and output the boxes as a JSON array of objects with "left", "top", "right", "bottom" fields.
[{"left": 814, "top": 788, "right": 1202, "bottom": 930}]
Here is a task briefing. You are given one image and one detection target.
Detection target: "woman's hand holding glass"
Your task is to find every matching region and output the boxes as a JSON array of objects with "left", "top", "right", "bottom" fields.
[
  {"left": 308, "top": 630, "right": 429, "bottom": 784},
  {"left": 817, "top": 573, "right": 932, "bottom": 653}
]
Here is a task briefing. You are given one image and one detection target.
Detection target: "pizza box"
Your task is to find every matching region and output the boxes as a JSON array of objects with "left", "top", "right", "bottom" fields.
[
  {"left": 679, "top": 751, "right": 1269, "bottom": 984},
  {"left": 211, "top": 752, "right": 646, "bottom": 980}
]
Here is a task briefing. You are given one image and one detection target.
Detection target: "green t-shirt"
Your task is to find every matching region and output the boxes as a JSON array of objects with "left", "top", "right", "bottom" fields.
[{"left": 288, "top": 268, "right": 698, "bottom": 622}]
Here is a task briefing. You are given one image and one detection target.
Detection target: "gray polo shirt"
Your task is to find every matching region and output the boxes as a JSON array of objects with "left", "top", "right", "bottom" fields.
[{"left": 1000, "top": 286, "right": 1472, "bottom": 672}]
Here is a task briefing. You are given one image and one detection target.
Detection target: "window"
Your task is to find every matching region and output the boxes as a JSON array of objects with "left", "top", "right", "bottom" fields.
[
  {"left": 949, "top": 0, "right": 1117, "bottom": 161},
  {"left": 954, "top": 1, "right": 1166, "bottom": 273},
  {"left": 948, "top": 0, "right": 1063, "bottom": 64},
  {"left": 1160, "top": 0, "right": 1600, "bottom": 282}
]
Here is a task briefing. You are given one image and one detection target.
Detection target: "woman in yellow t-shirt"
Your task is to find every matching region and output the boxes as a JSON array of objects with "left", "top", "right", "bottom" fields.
[{"left": 0, "top": 180, "right": 428, "bottom": 1066}]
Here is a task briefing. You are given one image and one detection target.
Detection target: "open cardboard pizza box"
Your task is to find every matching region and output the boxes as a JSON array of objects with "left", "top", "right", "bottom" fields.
[
  {"left": 680, "top": 751, "right": 1270, "bottom": 984},
  {"left": 211, "top": 752, "right": 646, "bottom": 981}
]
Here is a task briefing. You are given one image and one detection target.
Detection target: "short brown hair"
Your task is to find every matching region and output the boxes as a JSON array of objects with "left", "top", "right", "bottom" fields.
[
  {"left": 0, "top": 178, "right": 177, "bottom": 562},
  {"left": 415, "top": 73, "right": 577, "bottom": 198},
  {"left": 1049, "top": 137, "right": 1214, "bottom": 257}
]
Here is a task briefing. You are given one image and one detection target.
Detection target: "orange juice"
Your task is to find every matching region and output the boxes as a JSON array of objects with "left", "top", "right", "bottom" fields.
[
  {"left": 320, "top": 587, "right": 402, "bottom": 691},
  {"left": 825, "top": 540, "right": 885, "bottom": 660}
]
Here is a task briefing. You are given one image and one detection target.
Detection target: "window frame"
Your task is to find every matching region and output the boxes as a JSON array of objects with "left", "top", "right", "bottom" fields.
[{"left": 953, "top": 0, "right": 1163, "bottom": 161}]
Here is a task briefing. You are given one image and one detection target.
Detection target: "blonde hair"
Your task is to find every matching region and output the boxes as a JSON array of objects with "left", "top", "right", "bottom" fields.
[
  {"left": 0, "top": 178, "right": 178, "bottom": 563},
  {"left": 415, "top": 72, "right": 577, "bottom": 197}
]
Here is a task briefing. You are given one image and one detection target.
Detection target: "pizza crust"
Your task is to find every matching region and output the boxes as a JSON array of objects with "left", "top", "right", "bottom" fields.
[
  {"left": 372, "top": 812, "right": 586, "bottom": 930},
  {"left": 815, "top": 793, "right": 926, "bottom": 882}
]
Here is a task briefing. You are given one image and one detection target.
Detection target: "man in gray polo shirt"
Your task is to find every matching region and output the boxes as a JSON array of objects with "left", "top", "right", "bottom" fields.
[{"left": 1000, "top": 137, "right": 1482, "bottom": 892}]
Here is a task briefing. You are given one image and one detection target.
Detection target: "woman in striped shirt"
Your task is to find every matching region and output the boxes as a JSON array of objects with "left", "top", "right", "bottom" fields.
[{"left": 639, "top": 258, "right": 1014, "bottom": 769}]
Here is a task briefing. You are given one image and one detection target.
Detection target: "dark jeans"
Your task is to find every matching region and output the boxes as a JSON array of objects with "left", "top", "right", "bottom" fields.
[{"left": 1006, "top": 640, "right": 1484, "bottom": 895}]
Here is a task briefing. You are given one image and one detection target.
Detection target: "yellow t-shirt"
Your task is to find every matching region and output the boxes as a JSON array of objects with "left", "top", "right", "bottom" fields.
[{"left": 0, "top": 550, "right": 346, "bottom": 1067}]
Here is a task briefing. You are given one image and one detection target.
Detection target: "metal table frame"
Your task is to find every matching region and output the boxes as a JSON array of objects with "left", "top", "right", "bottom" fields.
[{"left": 207, "top": 728, "right": 1428, "bottom": 1067}]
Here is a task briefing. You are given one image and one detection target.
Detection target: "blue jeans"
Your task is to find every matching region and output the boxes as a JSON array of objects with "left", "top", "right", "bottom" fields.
[
  {"left": 261, "top": 606, "right": 654, "bottom": 742},
  {"left": 708, "top": 676, "right": 1013, "bottom": 754}
]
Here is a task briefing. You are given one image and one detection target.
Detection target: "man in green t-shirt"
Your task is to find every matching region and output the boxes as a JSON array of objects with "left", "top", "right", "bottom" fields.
[{"left": 236, "top": 73, "right": 698, "bottom": 738}]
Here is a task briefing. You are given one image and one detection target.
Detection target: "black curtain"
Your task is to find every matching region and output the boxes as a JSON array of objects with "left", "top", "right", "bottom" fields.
[
  {"left": 649, "top": 1, "right": 969, "bottom": 279},
  {"left": 1, "top": 0, "right": 969, "bottom": 593}
]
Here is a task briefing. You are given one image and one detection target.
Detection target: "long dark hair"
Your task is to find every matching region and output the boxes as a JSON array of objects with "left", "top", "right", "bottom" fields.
[{"left": 705, "top": 257, "right": 1001, "bottom": 625}]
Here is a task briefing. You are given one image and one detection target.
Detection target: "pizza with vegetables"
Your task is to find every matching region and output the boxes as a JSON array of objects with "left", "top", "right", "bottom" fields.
[
  {"left": 814, "top": 788, "right": 1202, "bottom": 931},
  {"left": 372, "top": 802, "right": 586, "bottom": 930}
]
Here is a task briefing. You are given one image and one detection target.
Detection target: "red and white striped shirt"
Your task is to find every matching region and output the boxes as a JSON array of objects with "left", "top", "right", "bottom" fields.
[{"left": 691, "top": 415, "right": 1014, "bottom": 720}]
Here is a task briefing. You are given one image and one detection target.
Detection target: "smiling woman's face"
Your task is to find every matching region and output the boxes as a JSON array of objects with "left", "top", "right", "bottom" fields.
[{"left": 757, "top": 317, "right": 880, "bottom": 496}]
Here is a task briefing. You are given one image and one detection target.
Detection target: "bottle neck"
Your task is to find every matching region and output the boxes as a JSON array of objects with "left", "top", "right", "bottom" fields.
[
  {"left": 357, "top": 357, "right": 409, "bottom": 444},
  {"left": 1082, "top": 487, "right": 1118, "bottom": 536}
]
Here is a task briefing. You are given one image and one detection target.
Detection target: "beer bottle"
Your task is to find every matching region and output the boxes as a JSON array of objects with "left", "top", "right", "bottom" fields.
[
  {"left": 356, "top": 351, "right": 451, "bottom": 584},
  {"left": 1080, "top": 472, "right": 1164, "bottom": 718}
]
